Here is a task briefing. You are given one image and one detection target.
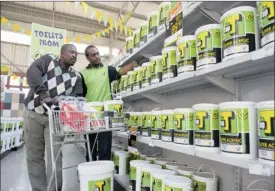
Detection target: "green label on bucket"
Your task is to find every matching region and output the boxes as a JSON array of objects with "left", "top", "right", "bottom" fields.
[
  {"left": 177, "top": 40, "right": 196, "bottom": 73},
  {"left": 257, "top": 108, "right": 274, "bottom": 161},
  {"left": 196, "top": 28, "right": 221, "bottom": 68},
  {"left": 193, "top": 179, "right": 206, "bottom": 191},
  {"left": 114, "top": 154, "right": 119, "bottom": 170},
  {"left": 162, "top": 114, "right": 175, "bottom": 130},
  {"left": 150, "top": 59, "right": 163, "bottom": 82},
  {"left": 164, "top": 185, "right": 183, "bottom": 191},
  {"left": 257, "top": 1, "right": 275, "bottom": 47},
  {"left": 107, "top": 104, "right": 123, "bottom": 118},
  {"left": 141, "top": 171, "right": 151, "bottom": 191},
  {"left": 140, "top": 24, "right": 148, "bottom": 44},
  {"left": 133, "top": 30, "right": 141, "bottom": 49},
  {"left": 130, "top": 166, "right": 137, "bottom": 180},
  {"left": 148, "top": 14, "right": 158, "bottom": 37},
  {"left": 174, "top": 112, "right": 194, "bottom": 145},
  {"left": 221, "top": 10, "right": 257, "bottom": 58},
  {"left": 194, "top": 109, "right": 219, "bottom": 147},
  {"left": 142, "top": 65, "right": 151, "bottom": 85},
  {"left": 126, "top": 39, "right": 133, "bottom": 52},
  {"left": 152, "top": 177, "right": 163, "bottom": 191},
  {"left": 88, "top": 177, "right": 111, "bottom": 191},
  {"left": 159, "top": 4, "right": 170, "bottom": 26},
  {"left": 220, "top": 108, "right": 250, "bottom": 154},
  {"left": 162, "top": 51, "right": 177, "bottom": 78}
]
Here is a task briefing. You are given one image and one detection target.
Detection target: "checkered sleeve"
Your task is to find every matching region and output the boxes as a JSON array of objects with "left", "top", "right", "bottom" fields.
[
  {"left": 27, "top": 54, "right": 54, "bottom": 99},
  {"left": 71, "top": 72, "right": 83, "bottom": 97}
]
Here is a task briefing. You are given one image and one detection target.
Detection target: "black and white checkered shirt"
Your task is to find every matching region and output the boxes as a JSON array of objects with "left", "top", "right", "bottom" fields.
[{"left": 24, "top": 54, "right": 83, "bottom": 115}]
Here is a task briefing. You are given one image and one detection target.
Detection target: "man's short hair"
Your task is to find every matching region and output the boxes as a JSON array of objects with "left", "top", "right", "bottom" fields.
[
  {"left": 61, "top": 44, "right": 75, "bottom": 53},
  {"left": 84, "top": 45, "right": 97, "bottom": 57}
]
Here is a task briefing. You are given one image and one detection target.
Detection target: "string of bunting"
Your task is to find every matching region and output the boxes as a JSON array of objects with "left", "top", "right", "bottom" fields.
[{"left": 0, "top": 64, "right": 28, "bottom": 86}]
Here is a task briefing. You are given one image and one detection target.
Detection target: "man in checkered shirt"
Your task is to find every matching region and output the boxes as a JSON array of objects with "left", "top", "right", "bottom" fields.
[{"left": 23, "top": 44, "right": 83, "bottom": 191}]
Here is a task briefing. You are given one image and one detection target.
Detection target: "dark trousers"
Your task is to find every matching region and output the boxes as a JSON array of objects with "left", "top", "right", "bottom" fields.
[{"left": 85, "top": 131, "right": 112, "bottom": 161}]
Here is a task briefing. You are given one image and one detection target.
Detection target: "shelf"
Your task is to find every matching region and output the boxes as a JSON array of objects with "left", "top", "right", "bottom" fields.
[{"left": 114, "top": 175, "right": 129, "bottom": 190}]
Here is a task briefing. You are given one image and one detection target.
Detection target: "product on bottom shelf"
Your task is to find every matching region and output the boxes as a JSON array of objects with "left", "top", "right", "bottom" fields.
[
  {"left": 195, "top": 24, "right": 221, "bottom": 70},
  {"left": 141, "top": 62, "right": 151, "bottom": 88},
  {"left": 141, "top": 112, "right": 152, "bottom": 137},
  {"left": 140, "top": 164, "right": 162, "bottom": 191},
  {"left": 139, "top": 21, "right": 148, "bottom": 47},
  {"left": 256, "top": 100, "right": 274, "bottom": 164},
  {"left": 165, "top": 162, "right": 186, "bottom": 171},
  {"left": 193, "top": 103, "right": 220, "bottom": 153},
  {"left": 257, "top": 1, "right": 275, "bottom": 48},
  {"left": 150, "top": 55, "right": 163, "bottom": 84},
  {"left": 154, "top": 158, "right": 174, "bottom": 169},
  {"left": 133, "top": 67, "right": 142, "bottom": 91},
  {"left": 148, "top": 11, "right": 159, "bottom": 39},
  {"left": 151, "top": 169, "right": 175, "bottom": 191},
  {"left": 177, "top": 166, "right": 198, "bottom": 179},
  {"left": 129, "top": 160, "right": 150, "bottom": 191},
  {"left": 133, "top": 29, "right": 141, "bottom": 52},
  {"left": 158, "top": 2, "right": 171, "bottom": 32},
  {"left": 104, "top": 100, "right": 124, "bottom": 127},
  {"left": 114, "top": 150, "right": 130, "bottom": 175},
  {"left": 150, "top": 111, "right": 162, "bottom": 140},
  {"left": 220, "top": 6, "right": 259, "bottom": 61},
  {"left": 126, "top": 36, "right": 134, "bottom": 56},
  {"left": 192, "top": 171, "right": 218, "bottom": 191},
  {"left": 78, "top": 161, "right": 114, "bottom": 191},
  {"left": 219, "top": 101, "right": 257, "bottom": 159},
  {"left": 164, "top": 175, "right": 192, "bottom": 191},
  {"left": 174, "top": 108, "right": 194, "bottom": 146},
  {"left": 162, "top": 46, "right": 178, "bottom": 80},
  {"left": 176, "top": 35, "right": 197, "bottom": 74},
  {"left": 161, "top": 110, "right": 175, "bottom": 142}
]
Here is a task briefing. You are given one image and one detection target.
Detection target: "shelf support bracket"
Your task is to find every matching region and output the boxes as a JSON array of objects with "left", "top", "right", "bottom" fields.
[
  {"left": 141, "top": 93, "right": 164, "bottom": 104},
  {"left": 198, "top": 7, "right": 221, "bottom": 23},
  {"left": 204, "top": 75, "right": 236, "bottom": 95}
]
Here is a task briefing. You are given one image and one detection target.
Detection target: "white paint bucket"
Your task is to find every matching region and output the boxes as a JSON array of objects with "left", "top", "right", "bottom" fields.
[
  {"left": 151, "top": 111, "right": 162, "bottom": 140},
  {"left": 78, "top": 161, "right": 114, "bottom": 191},
  {"left": 141, "top": 112, "right": 151, "bottom": 137},
  {"left": 128, "top": 71, "right": 135, "bottom": 92},
  {"left": 133, "top": 66, "right": 143, "bottom": 91},
  {"left": 148, "top": 11, "right": 159, "bottom": 39},
  {"left": 151, "top": 169, "right": 175, "bottom": 191},
  {"left": 129, "top": 160, "right": 150, "bottom": 191},
  {"left": 140, "top": 21, "right": 148, "bottom": 46},
  {"left": 164, "top": 175, "right": 192, "bottom": 190},
  {"left": 193, "top": 103, "right": 220, "bottom": 153},
  {"left": 140, "top": 164, "right": 162, "bottom": 190},
  {"left": 104, "top": 100, "right": 124, "bottom": 127},
  {"left": 133, "top": 29, "right": 141, "bottom": 52},
  {"left": 85, "top": 102, "right": 105, "bottom": 128},
  {"left": 158, "top": 2, "right": 171, "bottom": 32},
  {"left": 177, "top": 166, "right": 198, "bottom": 179},
  {"left": 161, "top": 110, "right": 175, "bottom": 142},
  {"left": 150, "top": 55, "right": 163, "bottom": 84},
  {"left": 120, "top": 75, "right": 128, "bottom": 95},
  {"left": 165, "top": 162, "right": 186, "bottom": 172},
  {"left": 162, "top": 46, "right": 178, "bottom": 80},
  {"left": 219, "top": 101, "right": 257, "bottom": 159},
  {"left": 126, "top": 36, "right": 134, "bottom": 55},
  {"left": 256, "top": 100, "right": 274, "bottom": 165},
  {"left": 114, "top": 150, "right": 130, "bottom": 175},
  {"left": 141, "top": 62, "right": 151, "bottom": 88},
  {"left": 154, "top": 158, "right": 174, "bottom": 169}
]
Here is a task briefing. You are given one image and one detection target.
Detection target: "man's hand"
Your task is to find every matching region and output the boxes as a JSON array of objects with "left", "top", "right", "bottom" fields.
[{"left": 41, "top": 97, "right": 54, "bottom": 106}]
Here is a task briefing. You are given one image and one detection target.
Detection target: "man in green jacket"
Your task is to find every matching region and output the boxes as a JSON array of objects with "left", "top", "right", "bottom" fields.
[{"left": 81, "top": 45, "right": 135, "bottom": 161}]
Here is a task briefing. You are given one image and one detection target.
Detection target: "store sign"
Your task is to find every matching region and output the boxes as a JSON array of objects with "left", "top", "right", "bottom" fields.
[{"left": 30, "top": 23, "right": 66, "bottom": 65}]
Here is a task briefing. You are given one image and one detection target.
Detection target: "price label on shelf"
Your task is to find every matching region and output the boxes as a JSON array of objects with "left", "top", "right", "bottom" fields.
[{"left": 248, "top": 162, "right": 272, "bottom": 176}]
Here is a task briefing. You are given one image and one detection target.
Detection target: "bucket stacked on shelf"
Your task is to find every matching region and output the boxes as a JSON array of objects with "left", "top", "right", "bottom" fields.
[
  {"left": 141, "top": 112, "right": 152, "bottom": 137},
  {"left": 154, "top": 158, "right": 174, "bottom": 169},
  {"left": 165, "top": 162, "right": 186, "bottom": 172},
  {"left": 133, "top": 29, "right": 141, "bottom": 52},
  {"left": 150, "top": 55, "right": 163, "bottom": 84},
  {"left": 140, "top": 164, "right": 162, "bottom": 190},
  {"left": 103, "top": 100, "right": 124, "bottom": 127},
  {"left": 129, "top": 160, "right": 150, "bottom": 191},
  {"left": 113, "top": 150, "right": 130, "bottom": 175},
  {"left": 139, "top": 21, "right": 148, "bottom": 47},
  {"left": 177, "top": 166, "right": 198, "bottom": 179},
  {"left": 85, "top": 102, "right": 105, "bottom": 128},
  {"left": 164, "top": 176, "right": 193, "bottom": 191},
  {"left": 150, "top": 110, "right": 162, "bottom": 140},
  {"left": 141, "top": 62, "right": 151, "bottom": 88},
  {"left": 126, "top": 36, "right": 134, "bottom": 56},
  {"left": 162, "top": 46, "right": 178, "bottom": 80},
  {"left": 148, "top": 11, "right": 159, "bottom": 39},
  {"left": 158, "top": 2, "right": 171, "bottom": 32},
  {"left": 151, "top": 169, "right": 175, "bottom": 191},
  {"left": 161, "top": 110, "right": 175, "bottom": 142}
]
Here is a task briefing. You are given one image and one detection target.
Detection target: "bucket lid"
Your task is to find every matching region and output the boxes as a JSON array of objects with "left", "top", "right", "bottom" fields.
[
  {"left": 130, "top": 160, "right": 150, "bottom": 167},
  {"left": 162, "top": 46, "right": 177, "bottom": 54},
  {"left": 220, "top": 6, "right": 256, "bottom": 21},
  {"left": 142, "top": 62, "right": 150, "bottom": 67},
  {"left": 177, "top": 166, "right": 198, "bottom": 174},
  {"left": 141, "top": 164, "right": 162, "bottom": 171},
  {"left": 114, "top": 150, "right": 130, "bottom": 157},
  {"left": 148, "top": 11, "right": 159, "bottom": 17},
  {"left": 256, "top": 100, "right": 274, "bottom": 108},
  {"left": 165, "top": 175, "right": 192, "bottom": 188},
  {"left": 127, "top": 71, "right": 134, "bottom": 75},
  {"left": 174, "top": 108, "right": 193, "bottom": 113},
  {"left": 150, "top": 55, "right": 162, "bottom": 61},
  {"left": 219, "top": 101, "right": 256, "bottom": 108},
  {"left": 152, "top": 169, "right": 175, "bottom": 178},
  {"left": 161, "top": 110, "right": 175, "bottom": 115},
  {"left": 134, "top": 29, "right": 140, "bottom": 34},
  {"left": 140, "top": 21, "right": 148, "bottom": 27},
  {"left": 104, "top": 100, "right": 123, "bottom": 104},
  {"left": 176, "top": 35, "right": 196, "bottom": 45},
  {"left": 126, "top": 36, "right": 134, "bottom": 40},
  {"left": 165, "top": 162, "right": 186, "bottom": 170},
  {"left": 134, "top": 66, "right": 142, "bottom": 71},
  {"left": 121, "top": 75, "right": 128, "bottom": 78},
  {"left": 159, "top": 2, "right": 171, "bottom": 7},
  {"left": 78, "top": 161, "right": 114, "bottom": 175},
  {"left": 155, "top": 158, "right": 174, "bottom": 165},
  {"left": 193, "top": 103, "right": 219, "bottom": 110},
  {"left": 195, "top": 24, "right": 221, "bottom": 35},
  {"left": 192, "top": 172, "right": 217, "bottom": 181}
]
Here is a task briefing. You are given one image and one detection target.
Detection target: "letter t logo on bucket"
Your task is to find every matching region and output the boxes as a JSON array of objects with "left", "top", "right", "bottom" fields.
[
  {"left": 197, "top": 31, "right": 210, "bottom": 51},
  {"left": 259, "top": 110, "right": 274, "bottom": 136},
  {"left": 89, "top": 179, "right": 110, "bottom": 191},
  {"left": 196, "top": 111, "right": 208, "bottom": 130}
]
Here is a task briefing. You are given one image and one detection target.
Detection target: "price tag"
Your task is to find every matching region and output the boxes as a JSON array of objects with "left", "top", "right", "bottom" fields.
[{"left": 249, "top": 162, "right": 272, "bottom": 176}]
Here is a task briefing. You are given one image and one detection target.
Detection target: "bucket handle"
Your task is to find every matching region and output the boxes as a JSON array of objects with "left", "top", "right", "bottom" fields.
[
  {"left": 198, "top": 164, "right": 216, "bottom": 182},
  {"left": 246, "top": 179, "right": 274, "bottom": 191}
]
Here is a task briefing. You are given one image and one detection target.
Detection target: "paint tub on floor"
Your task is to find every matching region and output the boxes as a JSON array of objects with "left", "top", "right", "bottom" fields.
[
  {"left": 192, "top": 167, "right": 218, "bottom": 191},
  {"left": 164, "top": 175, "right": 192, "bottom": 191},
  {"left": 221, "top": 6, "right": 259, "bottom": 61},
  {"left": 126, "top": 36, "right": 134, "bottom": 56},
  {"left": 176, "top": 35, "right": 197, "bottom": 74},
  {"left": 140, "top": 21, "right": 148, "bottom": 46},
  {"left": 195, "top": 24, "right": 221, "bottom": 70},
  {"left": 141, "top": 112, "right": 151, "bottom": 137},
  {"left": 133, "top": 29, "right": 141, "bottom": 52},
  {"left": 133, "top": 67, "right": 142, "bottom": 91},
  {"left": 162, "top": 46, "right": 177, "bottom": 80},
  {"left": 114, "top": 150, "right": 130, "bottom": 175},
  {"left": 104, "top": 100, "right": 124, "bottom": 127},
  {"left": 141, "top": 62, "right": 151, "bottom": 88},
  {"left": 148, "top": 11, "right": 159, "bottom": 39},
  {"left": 150, "top": 111, "right": 163, "bottom": 140},
  {"left": 78, "top": 161, "right": 114, "bottom": 191},
  {"left": 165, "top": 162, "right": 186, "bottom": 172},
  {"left": 158, "top": 2, "right": 171, "bottom": 32},
  {"left": 256, "top": 100, "right": 274, "bottom": 164},
  {"left": 174, "top": 108, "right": 194, "bottom": 146},
  {"left": 129, "top": 160, "right": 150, "bottom": 191},
  {"left": 150, "top": 56, "right": 163, "bottom": 84},
  {"left": 140, "top": 164, "right": 162, "bottom": 190},
  {"left": 257, "top": 2, "right": 275, "bottom": 48},
  {"left": 177, "top": 166, "right": 198, "bottom": 179},
  {"left": 155, "top": 158, "right": 174, "bottom": 169},
  {"left": 193, "top": 104, "right": 220, "bottom": 153},
  {"left": 219, "top": 101, "right": 257, "bottom": 159},
  {"left": 151, "top": 169, "right": 175, "bottom": 191},
  {"left": 161, "top": 110, "right": 175, "bottom": 142}
]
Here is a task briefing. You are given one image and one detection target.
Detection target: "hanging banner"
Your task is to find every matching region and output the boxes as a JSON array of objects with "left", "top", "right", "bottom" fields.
[{"left": 30, "top": 23, "right": 66, "bottom": 65}]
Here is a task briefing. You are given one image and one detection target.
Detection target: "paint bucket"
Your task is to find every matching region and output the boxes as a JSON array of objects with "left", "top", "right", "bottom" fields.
[
  {"left": 117, "top": 79, "right": 121, "bottom": 95},
  {"left": 114, "top": 150, "right": 130, "bottom": 175},
  {"left": 148, "top": 11, "right": 159, "bottom": 39},
  {"left": 151, "top": 169, "right": 175, "bottom": 191},
  {"left": 177, "top": 166, "right": 198, "bottom": 179},
  {"left": 256, "top": 100, "right": 274, "bottom": 164},
  {"left": 193, "top": 104, "right": 220, "bottom": 153},
  {"left": 123, "top": 74, "right": 130, "bottom": 94},
  {"left": 158, "top": 2, "right": 171, "bottom": 32},
  {"left": 124, "top": 112, "right": 131, "bottom": 131},
  {"left": 128, "top": 71, "right": 135, "bottom": 92},
  {"left": 120, "top": 75, "right": 127, "bottom": 95},
  {"left": 165, "top": 162, "right": 186, "bottom": 172},
  {"left": 164, "top": 175, "right": 192, "bottom": 191},
  {"left": 221, "top": 6, "right": 259, "bottom": 61},
  {"left": 133, "top": 67, "right": 143, "bottom": 91},
  {"left": 141, "top": 112, "right": 151, "bottom": 137},
  {"left": 150, "top": 56, "right": 163, "bottom": 84},
  {"left": 195, "top": 24, "right": 222, "bottom": 70},
  {"left": 104, "top": 100, "right": 124, "bottom": 127},
  {"left": 141, "top": 62, "right": 151, "bottom": 88},
  {"left": 161, "top": 110, "right": 175, "bottom": 142},
  {"left": 257, "top": 2, "right": 275, "bottom": 48},
  {"left": 154, "top": 158, "right": 174, "bottom": 169},
  {"left": 176, "top": 35, "right": 197, "bottom": 74},
  {"left": 78, "top": 161, "right": 114, "bottom": 191},
  {"left": 162, "top": 46, "right": 177, "bottom": 80},
  {"left": 192, "top": 165, "right": 218, "bottom": 191},
  {"left": 219, "top": 101, "right": 257, "bottom": 159},
  {"left": 133, "top": 29, "right": 141, "bottom": 52},
  {"left": 140, "top": 164, "right": 162, "bottom": 190},
  {"left": 150, "top": 111, "right": 163, "bottom": 140},
  {"left": 126, "top": 36, "right": 134, "bottom": 55},
  {"left": 111, "top": 80, "right": 118, "bottom": 95},
  {"left": 111, "top": 147, "right": 123, "bottom": 162},
  {"left": 129, "top": 160, "right": 150, "bottom": 191},
  {"left": 84, "top": 102, "right": 105, "bottom": 128},
  {"left": 174, "top": 108, "right": 194, "bottom": 146},
  {"left": 140, "top": 21, "right": 148, "bottom": 46}
]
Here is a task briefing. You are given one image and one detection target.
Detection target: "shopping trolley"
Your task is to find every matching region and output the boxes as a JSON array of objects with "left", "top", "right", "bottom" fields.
[{"left": 43, "top": 96, "right": 124, "bottom": 191}]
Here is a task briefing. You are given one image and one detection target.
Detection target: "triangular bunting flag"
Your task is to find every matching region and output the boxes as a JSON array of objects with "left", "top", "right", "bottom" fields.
[
  {"left": 105, "top": 28, "right": 110, "bottom": 34},
  {"left": 75, "top": 36, "right": 81, "bottom": 43},
  {"left": 103, "top": 16, "right": 108, "bottom": 26},
  {"left": 13, "top": 24, "right": 20, "bottom": 32},
  {"left": 96, "top": 32, "right": 101, "bottom": 37},
  {"left": 25, "top": 29, "right": 31, "bottom": 36},
  {"left": 108, "top": 18, "right": 114, "bottom": 28},
  {"left": 89, "top": 7, "right": 96, "bottom": 19},
  {"left": 128, "top": 28, "right": 133, "bottom": 36},
  {"left": 1, "top": 17, "right": 8, "bottom": 24},
  {"left": 85, "top": 35, "right": 92, "bottom": 41},
  {"left": 96, "top": 10, "right": 103, "bottom": 23},
  {"left": 81, "top": 2, "right": 88, "bottom": 14},
  {"left": 101, "top": 31, "right": 105, "bottom": 36},
  {"left": 126, "top": 11, "right": 131, "bottom": 18},
  {"left": 1, "top": 65, "right": 9, "bottom": 73},
  {"left": 66, "top": 37, "right": 70, "bottom": 43},
  {"left": 114, "top": 23, "right": 118, "bottom": 32},
  {"left": 124, "top": 26, "right": 128, "bottom": 36},
  {"left": 12, "top": 74, "right": 18, "bottom": 80}
]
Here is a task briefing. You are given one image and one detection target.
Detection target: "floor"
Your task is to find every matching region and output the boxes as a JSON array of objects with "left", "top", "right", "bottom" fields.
[{"left": 1, "top": 144, "right": 125, "bottom": 191}]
